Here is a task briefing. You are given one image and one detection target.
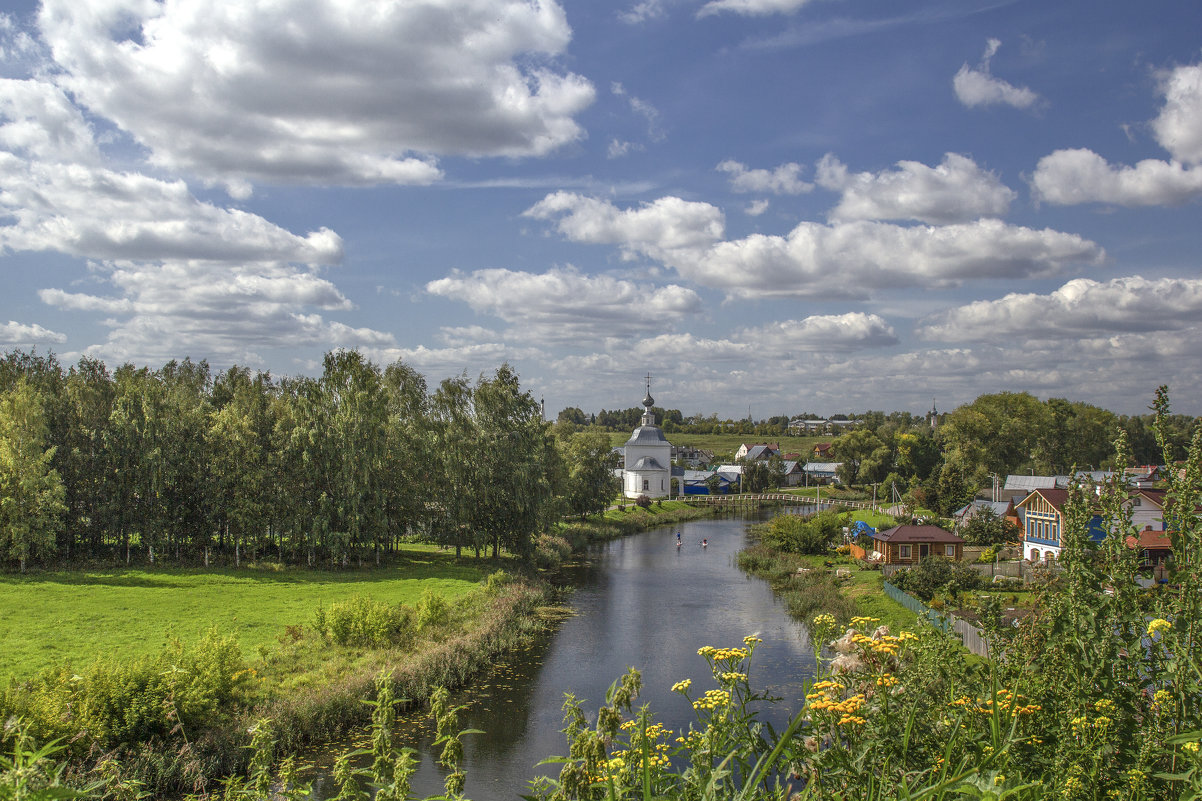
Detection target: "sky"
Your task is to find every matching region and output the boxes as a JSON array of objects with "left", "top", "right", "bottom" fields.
[{"left": 1, "top": 0, "right": 1201, "bottom": 419}]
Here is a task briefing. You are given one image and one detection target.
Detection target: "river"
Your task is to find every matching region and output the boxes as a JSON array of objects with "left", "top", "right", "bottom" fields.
[{"left": 313, "top": 510, "right": 817, "bottom": 799}]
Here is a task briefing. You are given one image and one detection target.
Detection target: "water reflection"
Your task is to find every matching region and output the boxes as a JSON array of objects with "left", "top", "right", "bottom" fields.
[{"left": 314, "top": 512, "right": 816, "bottom": 799}]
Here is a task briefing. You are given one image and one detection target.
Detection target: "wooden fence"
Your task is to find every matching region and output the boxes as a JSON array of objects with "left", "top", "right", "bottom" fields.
[
  {"left": 676, "top": 493, "right": 880, "bottom": 511},
  {"left": 882, "top": 581, "right": 989, "bottom": 658}
]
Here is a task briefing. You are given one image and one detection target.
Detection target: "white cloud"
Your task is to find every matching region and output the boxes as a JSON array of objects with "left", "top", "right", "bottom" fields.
[
  {"left": 817, "top": 153, "right": 1015, "bottom": 224},
  {"left": 917, "top": 276, "right": 1202, "bottom": 341},
  {"left": 1030, "top": 148, "right": 1202, "bottom": 206},
  {"left": 38, "top": 259, "right": 385, "bottom": 365},
  {"left": 523, "top": 192, "right": 725, "bottom": 263},
  {"left": 1030, "top": 61, "right": 1202, "bottom": 207},
  {"left": 698, "top": 0, "right": 818, "bottom": 17},
  {"left": 38, "top": 0, "right": 595, "bottom": 191},
  {"left": 526, "top": 193, "right": 1103, "bottom": 300},
  {"left": 608, "top": 138, "right": 641, "bottom": 159},
  {"left": 953, "top": 38, "right": 1039, "bottom": 110},
  {"left": 717, "top": 160, "right": 812, "bottom": 195},
  {"left": 0, "top": 80, "right": 343, "bottom": 264},
  {"left": 745, "top": 199, "right": 770, "bottom": 216},
  {"left": 619, "top": 0, "right": 667, "bottom": 23},
  {"left": 425, "top": 266, "right": 702, "bottom": 343},
  {"left": 739, "top": 313, "right": 899, "bottom": 351},
  {"left": 0, "top": 320, "right": 66, "bottom": 344},
  {"left": 684, "top": 219, "right": 1100, "bottom": 300},
  {"left": 1152, "top": 63, "right": 1202, "bottom": 164}
]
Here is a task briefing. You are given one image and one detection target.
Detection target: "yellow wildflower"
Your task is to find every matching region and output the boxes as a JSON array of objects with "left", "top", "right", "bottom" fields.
[
  {"left": 671, "top": 678, "right": 692, "bottom": 694},
  {"left": 1184, "top": 742, "right": 1200, "bottom": 754},
  {"left": 1147, "top": 618, "right": 1171, "bottom": 636}
]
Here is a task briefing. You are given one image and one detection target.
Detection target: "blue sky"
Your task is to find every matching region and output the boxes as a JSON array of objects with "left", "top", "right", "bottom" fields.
[{"left": 2, "top": 0, "right": 1201, "bottom": 418}]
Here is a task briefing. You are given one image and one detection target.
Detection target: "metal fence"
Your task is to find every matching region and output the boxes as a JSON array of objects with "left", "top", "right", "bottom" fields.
[{"left": 882, "top": 581, "right": 989, "bottom": 658}]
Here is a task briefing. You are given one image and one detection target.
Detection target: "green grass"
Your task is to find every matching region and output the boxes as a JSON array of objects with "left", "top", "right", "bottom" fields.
[{"left": 0, "top": 544, "right": 491, "bottom": 680}]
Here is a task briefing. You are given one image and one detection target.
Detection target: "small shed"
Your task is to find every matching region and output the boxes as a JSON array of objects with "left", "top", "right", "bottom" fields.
[
  {"left": 1125, "top": 527, "right": 1172, "bottom": 567},
  {"left": 871, "top": 524, "right": 964, "bottom": 565}
]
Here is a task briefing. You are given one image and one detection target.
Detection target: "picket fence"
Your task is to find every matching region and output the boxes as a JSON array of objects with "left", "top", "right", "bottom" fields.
[{"left": 882, "top": 581, "right": 989, "bottom": 658}]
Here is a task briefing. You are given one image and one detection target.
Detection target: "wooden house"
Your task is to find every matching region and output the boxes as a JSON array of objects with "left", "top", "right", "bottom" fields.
[{"left": 870, "top": 525, "right": 963, "bottom": 565}]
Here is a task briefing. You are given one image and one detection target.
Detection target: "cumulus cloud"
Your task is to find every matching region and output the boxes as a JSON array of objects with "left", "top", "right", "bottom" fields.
[
  {"left": 523, "top": 192, "right": 725, "bottom": 263},
  {"left": 38, "top": 259, "right": 388, "bottom": 365},
  {"left": 917, "top": 276, "right": 1202, "bottom": 341},
  {"left": 1152, "top": 63, "right": 1202, "bottom": 164},
  {"left": 0, "top": 320, "right": 66, "bottom": 344},
  {"left": 817, "top": 153, "right": 1015, "bottom": 224},
  {"left": 953, "top": 39, "right": 1039, "bottom": 110},
  {"left": 1030, "top": 148, "right": 1202, "bottom": 206},
  {"left": 717, "top": 160, "right": 812, "bottom": 195},
  {"left": 1030, "top": 62, "right": 1202, "bottom": 207},
  {"left": 698, "top": 0, "right": 818, "bottom": 17},
  {"left": 426, "top": 266, "right": 702, "bottom": 343},
  {"left": 739, "top": 313, "right": 899, "bottom": 351},
  {"left": 526, "top": 192, "right": 1103, "bottom": 300},
  {"left": 38, "top": 0, "right": 595, "bottom": 191},
  {"left": 0, "top": 75, "right": 378, "bottom": 367},
  {"left": 684, "top": 219, "right": 1101, "bottom": 300},
  {"left": 0, "top": 80, "right": 343, "bottom": 264}
]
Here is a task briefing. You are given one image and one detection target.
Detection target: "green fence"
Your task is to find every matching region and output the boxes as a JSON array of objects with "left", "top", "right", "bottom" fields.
[{"left": 882, "top": 581, "right": 988, "bottom": 657}]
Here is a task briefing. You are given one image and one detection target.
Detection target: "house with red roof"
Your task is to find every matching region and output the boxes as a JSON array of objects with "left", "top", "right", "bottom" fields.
[
  {"left": 870, "top": 524, "right": 964, "bottom": 565},
  {"left": 1125, "top": 527, "right": 1172, "bottom": 567}
]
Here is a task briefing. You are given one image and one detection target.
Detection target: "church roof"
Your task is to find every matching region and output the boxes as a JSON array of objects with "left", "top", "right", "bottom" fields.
[
  {"left": 628, "top": 456, "right": 667, "bottom": 471},
  {"left": 625, "top": 424, "right": 668, "bottom": 446}
]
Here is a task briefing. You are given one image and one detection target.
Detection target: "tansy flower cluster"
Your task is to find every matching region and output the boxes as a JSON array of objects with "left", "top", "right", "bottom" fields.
[
  {"left": 1147, "top": 618, "right": 1172, "bottom": 636},
  {"left": 671, "top": 679, "right": 692, "bottom": 694},
  {"left": 806, "top": 681, "right": 868, "bottom": 726},
  {"left": 876, "top": 673, "right": 899, "bottom": 688},
  {"left": 948, "top": 689, "right": 1041, "bottom": 718},
  {"left": 851, "top": 616, "right": 880, "bottom": 628},
  {"left": 692, "top": 689, "right": 730, "bottom": 711},
  {"left": 719, "top": 671, "right": 747, "bottom": 684},
  {"left": 697, "top": 646, "right": 749, "bottom": 662}
]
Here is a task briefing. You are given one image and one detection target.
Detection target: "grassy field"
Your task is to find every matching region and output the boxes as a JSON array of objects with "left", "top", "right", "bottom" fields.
[
  {"left": 606, "top": 431, "right": 830, "bottom": 463},
  {"left": 0, "top": 544, "right": 491, "bottom": 680}
]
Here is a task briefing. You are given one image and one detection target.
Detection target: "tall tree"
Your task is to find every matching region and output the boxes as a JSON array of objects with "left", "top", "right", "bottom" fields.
[
  {"left": 0, "top": 380, "right": 66, "bottom": 571},
  {"left": 559, "top": 430, "right": 620, "bottom": 519}
]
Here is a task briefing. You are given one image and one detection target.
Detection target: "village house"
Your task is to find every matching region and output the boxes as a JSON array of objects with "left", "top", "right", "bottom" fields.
[
  {"left": 870, "top": 524, "right": 964, "bottom": 565},
  {"left": 1016, "top": 488, "right": 1109, "bottom": 563},
  {"left": 735, "top": 442, "right": 779, "bottom": 461}
]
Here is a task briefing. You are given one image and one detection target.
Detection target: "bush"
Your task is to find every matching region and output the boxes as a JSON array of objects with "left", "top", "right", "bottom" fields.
[
  {"left": 751, "top": 509, "right": 842, "bottom": 554},
  {"left": 415, "top": 589, "right": 450, "bottom": 632},
  {"left": 634, "top": 494, "right": 651, "bottom": 509},
  {"left": 890, "top": 556, "right": 982, "bottom": 601},
  {"left": 316, "top": 596, "right": 416, "bottom": 648},
  {"left": 532, "top": 533, "right": 573, "bottom": 570}
]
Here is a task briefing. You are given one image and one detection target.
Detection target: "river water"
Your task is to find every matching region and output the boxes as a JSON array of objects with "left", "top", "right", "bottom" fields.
[{"left": 314, "top": 511, "right": 817, "bottom": 799}]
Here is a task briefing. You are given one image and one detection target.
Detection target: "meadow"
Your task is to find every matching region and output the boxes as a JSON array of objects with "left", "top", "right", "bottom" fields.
[{"left": 0, "top": 543, "right": 489, "bottom": 680}]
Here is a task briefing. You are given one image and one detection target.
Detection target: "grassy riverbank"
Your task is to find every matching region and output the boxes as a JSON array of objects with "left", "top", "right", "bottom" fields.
[
  {"left": 0, "top": 504, "right": 719, "bottom": 794},
  {"left": 737, "top": 545, "right": 920, "bottom": 634}
]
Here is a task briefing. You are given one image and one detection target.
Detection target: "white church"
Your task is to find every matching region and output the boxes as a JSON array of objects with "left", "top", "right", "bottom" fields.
[{"left": 622, "top": 381, "right": 673, "bottom": 499}]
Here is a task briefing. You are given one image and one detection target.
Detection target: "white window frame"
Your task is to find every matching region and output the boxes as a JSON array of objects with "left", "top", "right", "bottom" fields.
[{"left": 945, "top": 544, "right": 955, "bottom": 557}]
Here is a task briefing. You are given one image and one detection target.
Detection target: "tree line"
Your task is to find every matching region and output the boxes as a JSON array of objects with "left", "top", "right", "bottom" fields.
[
  {"left": 830, "top": 390, "right": 1198, "bottom": 516},
  {"left": 0, "top": 349, "right": 619, "bottom": 572}
]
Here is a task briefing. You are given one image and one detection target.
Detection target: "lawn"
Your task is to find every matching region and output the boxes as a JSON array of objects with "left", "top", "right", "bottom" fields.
[{"left": 0, "top": 544, "right": 491, "bottom": 680}]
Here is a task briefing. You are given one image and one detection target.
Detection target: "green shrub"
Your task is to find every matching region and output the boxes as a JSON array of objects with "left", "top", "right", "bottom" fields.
[
  {"left": 318, "top": 596, "right": 415, "bottom": 648},
  {"left": 415, "top": 590, "right": 449, "bottom": 632}
]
